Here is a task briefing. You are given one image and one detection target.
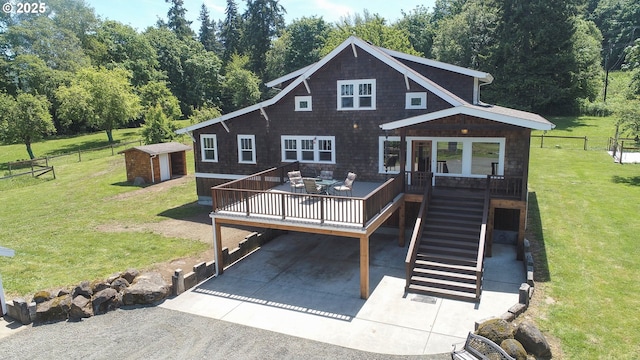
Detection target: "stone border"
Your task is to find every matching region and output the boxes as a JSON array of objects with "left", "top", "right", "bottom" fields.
[
  {"left": 475, "top": 238, "right": 535, "bottom": 328},
  {"left": 5, "top": 228, "right": 282, "bottom": 325}
]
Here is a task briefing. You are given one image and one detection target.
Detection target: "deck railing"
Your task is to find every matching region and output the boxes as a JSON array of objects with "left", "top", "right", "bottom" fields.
[
  {"left": 475, "top": 185, "right": 490, "bottom": 299},
  {"left": 211, "top": 164, "right": 403, "bottom": 228},
  {"left": 487, "top": 175, "right": 525, "bottom": 201},
  {"left": 405, "top": 172, "right": 433, "bottom": 290}
]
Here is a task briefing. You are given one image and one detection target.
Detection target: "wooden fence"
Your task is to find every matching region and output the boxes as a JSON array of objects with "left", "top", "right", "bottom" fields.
[{"left": 532, "top": 134, "right": 588, "bottom": 150}]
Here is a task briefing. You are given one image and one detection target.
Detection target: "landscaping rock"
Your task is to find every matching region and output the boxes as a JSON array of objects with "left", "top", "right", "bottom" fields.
[
  {"left": 110, "top": 277, "right": 130, "bottom": 292},
  {"left": 133, "top": 177, "right": 145, "bottom": 185},
  {"left": 69, "top": 295, "right": 93, "bottom": 319},
  {"left": 92, "top": 281, "right": 111, "bottom": 293},
  {"left": 72, "top": 281, "right": 93, "bottom": 299},
  {"left": 500, "top": 338, "right": 527, "bottom": 360},
  {"left": 106, "top": 272, "right": 121, "bottom": 284},
  {"left": 476, "top": 318, "right": 514, "bottom": 344},
  {"left": 515, "top": 321, "right": 552, "bottom": 358},
  {"left": 36, "top": 294, "right": 71, "bottom": 322},
  {"left": 122, "top": 272, "right": 169, "bottom": 305},
  {"left": 92, "top": 288, "right": 120, "bottom": 315},
  {"left": 122, "top": 268, "right": 140, "bottom": 284},
  {"left": 32, "top": 290, "right": 53, "bottom": 304}
]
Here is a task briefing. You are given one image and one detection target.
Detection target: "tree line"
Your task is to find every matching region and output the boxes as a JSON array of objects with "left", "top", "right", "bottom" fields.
[{"left": 0, "top": 0, "right": 639, "bottom": 159}]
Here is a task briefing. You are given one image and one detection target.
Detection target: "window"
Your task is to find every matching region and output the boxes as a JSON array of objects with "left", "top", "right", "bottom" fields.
[
  {"left": 379, "top": 136, "right": 401, "bottom": 173},
  {"left": 237, "top": 135, "right": 256, "bottom": 164},
  {"left": 295, "top": 96, "right": 312, "bottom": 111},
  {"left": 337, "top": 79, "right": 376, "bottom": 110},
  {"left": 201, "top": 134, "right": 218, "bottom": 162},
  {"left": 281, "top": 136, "right": 336, "bottom": 163},
  {"left": 472, "top": 142, "right": 501, "bottom": 175},
  {"left": 437, "top": 141, "right": 463, "bottom": 174},
  {"left": 405, "top": 92, "right": 427, "bottom": 109}
]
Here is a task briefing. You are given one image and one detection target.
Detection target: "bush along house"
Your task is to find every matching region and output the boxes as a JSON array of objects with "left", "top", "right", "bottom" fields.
[{"left": 176, "top": 36, "right": 554, "bottom": 300}]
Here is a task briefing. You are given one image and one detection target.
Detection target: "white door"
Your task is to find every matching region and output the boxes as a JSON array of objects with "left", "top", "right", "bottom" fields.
[{"left": 159, "top": 154, "right": 170, "bottom": 181}]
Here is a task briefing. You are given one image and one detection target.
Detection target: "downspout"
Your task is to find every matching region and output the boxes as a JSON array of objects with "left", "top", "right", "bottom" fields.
[{"left": 211, "top": 214, "right": 219, "bottom": 276}]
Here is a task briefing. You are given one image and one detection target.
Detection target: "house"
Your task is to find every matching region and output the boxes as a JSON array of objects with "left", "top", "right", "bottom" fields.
[
  {"left": 118, "top": 142, "right": 190, "bottom": 184},
  {"left": 176, "top": 36, "right": 554, "bottom": 300}
]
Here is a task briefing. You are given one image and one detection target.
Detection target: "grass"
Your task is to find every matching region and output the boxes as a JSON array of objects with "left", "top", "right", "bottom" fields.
[
  {"left": 0, "top": 130, "right": 205, "bottom": 297},
  {"left": 528, "top": 115, "right": 640, "bottom": 359}
]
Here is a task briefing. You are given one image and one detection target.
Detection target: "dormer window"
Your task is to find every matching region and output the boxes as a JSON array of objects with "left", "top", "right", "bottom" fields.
[{"left": 337, "top": 79, "right": 376, "bottom": 110}]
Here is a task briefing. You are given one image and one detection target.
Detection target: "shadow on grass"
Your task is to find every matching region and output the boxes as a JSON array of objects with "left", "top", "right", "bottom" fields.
[
  {"left": 110, "top": 181, "right": 147, "bottom": 188},
  {"left": 611, "top": 175, "right": 640, "bottom": 186},
  {"left": 526, "top": 192, "right": 551, "bottom": 282},
  {"left": 158, "top": 201, "right": 211, "bottom": 222},
  {"left": 45, "top": 137, "right": 137, "bottom": 157},
  {"left": 547, "top": 116, "right": 596, "bottom": 132}
]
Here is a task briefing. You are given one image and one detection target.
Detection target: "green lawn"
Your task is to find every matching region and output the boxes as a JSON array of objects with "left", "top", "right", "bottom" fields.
[
  {"left": 0, "top": 130, "right": 205, "bottom": 297},
  {"left": 528, "top": 116, "right": 640, "bottom": 359}
]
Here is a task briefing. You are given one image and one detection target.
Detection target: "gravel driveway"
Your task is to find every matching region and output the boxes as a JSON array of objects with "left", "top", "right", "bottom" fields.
[{"left": 0, "top": 306, "right": 449, "bottom": 359}]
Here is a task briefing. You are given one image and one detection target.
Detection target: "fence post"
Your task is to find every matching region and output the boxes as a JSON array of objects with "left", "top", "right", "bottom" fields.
[
  {"left": 584, "top": 136, "right": 588, "bottom": 151},
  {"left": 8, "top": 163, "right": 11, "bottom": 176},
  {"left": 540, "top": 134, "right": 544, "bottom": 148},
  {"left": 111, "top": 144, "right": 114, "bottom": 156},
  {"left": 619, "top": 141, "right": 624, "bottom": 164},
  {"left": 78, "top": 150, "right": 81, "bottom": 162},
  {"left": 31, "top": 162, "right": 35, "bottom": 177}
]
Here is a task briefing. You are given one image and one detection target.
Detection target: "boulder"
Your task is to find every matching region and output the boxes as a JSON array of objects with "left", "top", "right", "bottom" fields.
[
  {"left": 110, "top": 277, "right": 130, "bottom": 292},
  {"left": 92, "top": 288, "right": 120, "bottom": 315},
  {"left": 69, "top": 295, "right": 93, "bottom": 319},
  {"left": 515, "top": 321, "right": 552, "bottom": 358},
  {"left": 36, "top": 294, "right": 71, "bottom": 323},
  {"left": 92, "top": 281, "right": 111, "bottom": 293},
  {"left": 133, "top": 177, "right": 145, "bottom": 186},
  {"left": 500, "top": 338, "right": 527, "bottom": 360},
  {"left": 122, "top": 268, "right": 140, "bottom": 284},
  {"left": 122, "top": 272, "right": 170, "bottom": 305},
  {"left": 476, "top": 318, "right": 514, "bottom": 345},
  {"left": 72, "top": 281, "right": 93, "bottom": 299},
  {"left": 106, "top": 272, "right": 122, "bottom": 284},
  {"left": 32, "top": 290, "right": 53, "bottom": 304}
]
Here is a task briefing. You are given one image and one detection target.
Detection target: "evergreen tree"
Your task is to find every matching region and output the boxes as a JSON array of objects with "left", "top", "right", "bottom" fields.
[
  {"left": 219, "top": 0, "right": 242, "bottom": 63},
  {"left": 165, "top": 0, "right": 195, "bottom": 40},
  {"left": 484, "top": 0, "right": 582, "bottom": 114},
  {"left": 242, "top": 0, "right": 286, "bottom": 78},
  {"left": 198, "top": 4, "right": 221, "bottom": 54}
]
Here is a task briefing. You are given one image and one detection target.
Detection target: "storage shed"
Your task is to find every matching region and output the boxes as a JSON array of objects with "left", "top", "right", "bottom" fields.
[{"left": 119, "top": 142, "right": 191, "bottom": 184}]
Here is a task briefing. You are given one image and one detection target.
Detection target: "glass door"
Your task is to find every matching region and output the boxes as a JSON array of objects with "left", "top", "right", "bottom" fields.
[{"left": 412, "top": 141, "right": 431, "bottom": 172}]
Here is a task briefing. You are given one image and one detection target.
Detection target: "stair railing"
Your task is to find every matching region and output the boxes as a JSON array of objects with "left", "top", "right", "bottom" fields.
[
  {"left": 474, "top": 180, "right": 491, "bottom": 300},
  {"left": 405, "top": 172, "right": 433, "bottom": 291}
]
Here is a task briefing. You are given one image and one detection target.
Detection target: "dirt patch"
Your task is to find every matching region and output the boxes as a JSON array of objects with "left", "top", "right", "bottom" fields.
[{"left": 97, "top": 176, "right": 262, "bottom": 283}]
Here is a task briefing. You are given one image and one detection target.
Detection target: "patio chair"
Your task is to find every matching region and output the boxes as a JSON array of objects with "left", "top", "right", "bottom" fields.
[
  {"left": 319, "top": 170, "right": 333, "bottom": 180},
  {"left": 287, "top": 171, "right": 304, "bottom": 193},
  {"left": 303, "top": 178, "right": 326, "bottom": 195},
  {"left": 333, "top": 172, "right": 356, "bottom": 197}
]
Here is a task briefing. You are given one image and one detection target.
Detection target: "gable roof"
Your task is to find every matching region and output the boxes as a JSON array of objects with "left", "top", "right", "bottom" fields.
[
  {"left": 177, "top": 36, "right": 469, "bottom": 134},
  {"left": 118, "top": 142, "right": 191, "bottom": 156},
  {"left": 177, "top": 36, "right": 553, "bottom": 134},
  {"left": 380, "top": 103, "right": 555, "bottom": 131}
]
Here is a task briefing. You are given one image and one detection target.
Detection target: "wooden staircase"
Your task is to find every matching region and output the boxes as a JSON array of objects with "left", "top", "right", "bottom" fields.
[{"left": 407, "top": 189, "right": 485, "bottom": 301}]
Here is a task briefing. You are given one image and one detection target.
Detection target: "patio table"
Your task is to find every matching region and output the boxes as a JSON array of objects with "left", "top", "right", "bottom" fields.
[{"left": 315, "top": 178, "right": 340, "bottom": 195}]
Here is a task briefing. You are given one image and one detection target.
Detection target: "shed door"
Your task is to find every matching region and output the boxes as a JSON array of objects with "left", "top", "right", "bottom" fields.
[{"left": 159, "top": 154, "right": 170, "bottom": 181}]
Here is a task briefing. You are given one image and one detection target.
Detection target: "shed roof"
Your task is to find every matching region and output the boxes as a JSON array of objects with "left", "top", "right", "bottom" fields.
[{"left": 119, "top": 142, "right": 191, "bottom": 156}]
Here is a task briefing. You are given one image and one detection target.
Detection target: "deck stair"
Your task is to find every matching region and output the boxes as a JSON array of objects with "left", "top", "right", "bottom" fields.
[{"left": 407, "top": 189, "right": 485, "bottom": 301}]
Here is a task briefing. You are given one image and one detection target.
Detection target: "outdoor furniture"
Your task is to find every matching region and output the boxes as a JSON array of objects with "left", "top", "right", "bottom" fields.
[
  {"left": 319, "top": 170, "right": 333, "bottom": 180},
  {"left": 451, "top": 332, "right": 515, "bottom": 360},
  {"left": 333, "top": 172, "right": 356, "bottom": 197},
  {"left": 303, "top": 178, "right": 326, "bottom": 195},
  {"left": 287, "top": 171, "right": 304, "bottom": 193}
]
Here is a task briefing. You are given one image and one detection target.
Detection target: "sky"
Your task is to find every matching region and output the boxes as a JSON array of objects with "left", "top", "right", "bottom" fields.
[{"left": 84, "top": 0, "right": 436, "bottom": 32}]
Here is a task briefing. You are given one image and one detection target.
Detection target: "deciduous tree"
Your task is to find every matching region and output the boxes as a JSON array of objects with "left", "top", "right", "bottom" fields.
[{"left": 0, "top": 93, "right": 55, "bottom": 159}]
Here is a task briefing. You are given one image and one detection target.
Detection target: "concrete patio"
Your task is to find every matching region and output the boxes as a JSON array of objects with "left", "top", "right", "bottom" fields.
[{"left": 160, "top": 229, "right": 525, "bottom": 356}]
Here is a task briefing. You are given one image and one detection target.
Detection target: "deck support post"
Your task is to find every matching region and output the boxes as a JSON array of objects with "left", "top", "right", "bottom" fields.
[
  {"left": 211, "top": 215, "right": 224, "bottom": 275},
  {"left": 398, "top": 200, "right": 406, "bottom": 247},
  {"left": 359, "top": 235, "right": 370, "bottom": 299}
]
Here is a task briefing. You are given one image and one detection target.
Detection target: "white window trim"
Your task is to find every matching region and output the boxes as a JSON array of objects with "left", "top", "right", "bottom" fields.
[
  {"left": 281, "top": 135, "right": 336, "bottom": 164},
  {"left": 337, "top": 79, "right": 376, "bottom": 110},
  {"left": 200, "top": 134, "right": 218, "bottom": 162},
  {"left": 378, "top": 136, "right": 401, "bottom": 174},
  {"left": 405, "top": 137, "right": 506, "bottom": 178},
  {"left": 237, "top": 134, "right": 256, "bottom": 164},
  {"left": 405, "top": 92, "right": 427, "bottom": 109},
  {"left": 295, "top": 96, "right": 312, "bottom": 111}
]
